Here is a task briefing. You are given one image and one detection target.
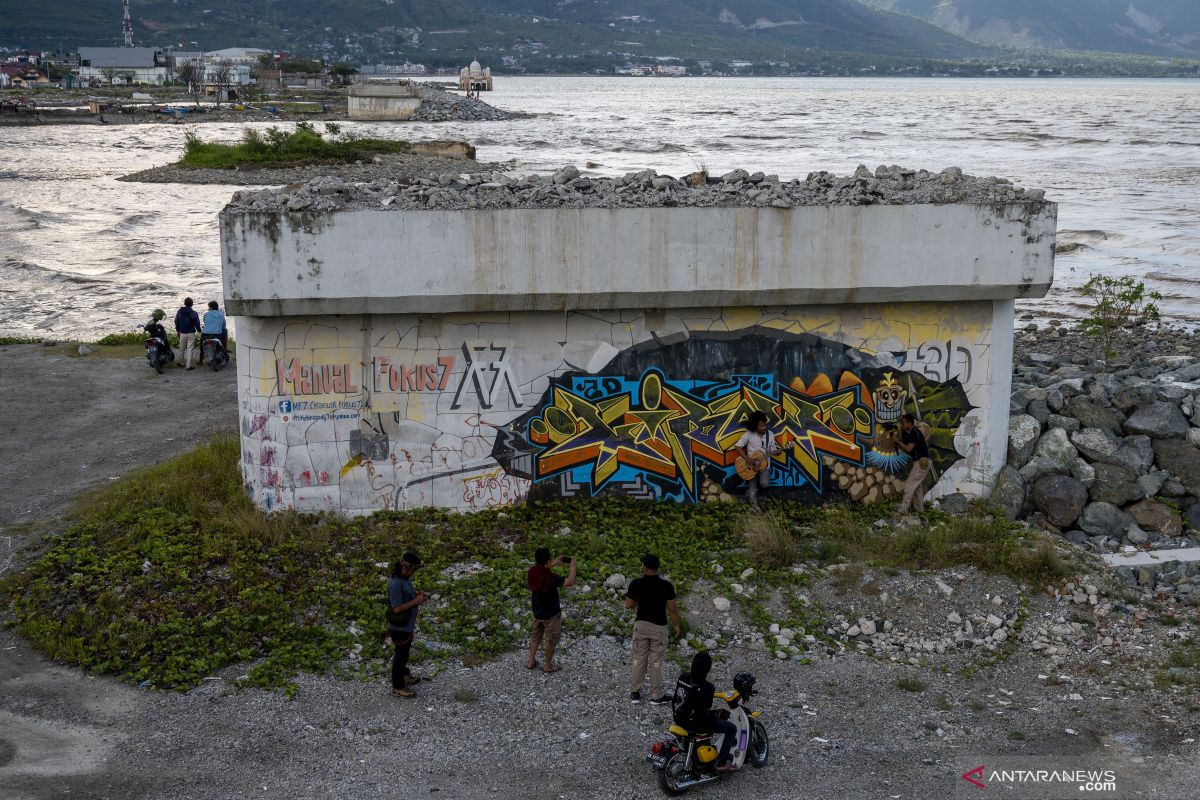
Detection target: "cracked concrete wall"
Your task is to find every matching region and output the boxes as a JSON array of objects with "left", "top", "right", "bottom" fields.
[{"left": 235, "top": 301, "right": 1011, "bottom": 515}]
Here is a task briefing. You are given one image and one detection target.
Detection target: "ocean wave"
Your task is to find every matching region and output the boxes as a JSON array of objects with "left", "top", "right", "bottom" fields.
[
  {"left": 1057, "top": 229, "right": 1114, "bottom": 244},
  {"left": 612, "top": 142, "right": 688, "bottom": 153},
  {"left": 1146, "top": 271, "right": 1200, "bottom": 286}
]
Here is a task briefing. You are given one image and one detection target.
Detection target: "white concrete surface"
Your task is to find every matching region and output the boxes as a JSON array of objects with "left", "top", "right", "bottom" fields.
[
  {"left": 1101, "top": 548, "right": 1200, "bottom": 568},
  {"left": 347, "top": 83, "right": 421, "bottom": 120},
  {"left": 220, "top": 203, "right": 1056, "bottom": 316}
]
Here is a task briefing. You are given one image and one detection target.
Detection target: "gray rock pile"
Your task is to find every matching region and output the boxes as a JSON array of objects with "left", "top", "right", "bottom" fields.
[
  {"left": 1005, "top": 326, "right": 1200, "bottom": 602},
  {"left": 227, "top": 164, "right": 1049, "bottom": 214},
  {"left": 410, "top": 84, "right": 511, "bottom": 122}
]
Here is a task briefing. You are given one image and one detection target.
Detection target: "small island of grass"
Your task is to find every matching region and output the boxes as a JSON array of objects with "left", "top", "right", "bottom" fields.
[
  {"left": 120, "top": 123, "right": 489, "bottom": 185},
  {"left": 179, "top": 122, "right": 441, "bottom": 169}
]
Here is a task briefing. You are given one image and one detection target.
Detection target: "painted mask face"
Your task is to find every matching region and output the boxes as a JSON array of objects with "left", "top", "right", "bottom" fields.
[{"left": 873, "top": 373, "right": 907, "bottom": 423}]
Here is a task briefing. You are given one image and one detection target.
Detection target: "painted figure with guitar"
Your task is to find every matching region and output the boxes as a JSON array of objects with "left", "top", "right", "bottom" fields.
[{"left": 733, "top": 411, "right": 781, "bottom": 511}]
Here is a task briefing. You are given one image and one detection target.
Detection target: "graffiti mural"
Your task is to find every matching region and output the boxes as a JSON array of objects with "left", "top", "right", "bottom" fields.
[{"left": 493, "top": 328, "right": 974, "bottom": 504}]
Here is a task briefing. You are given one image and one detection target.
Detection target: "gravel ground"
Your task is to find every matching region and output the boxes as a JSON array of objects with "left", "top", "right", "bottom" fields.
[{"left": 3, "top": 345, "right": 1200, "bottom": 800}]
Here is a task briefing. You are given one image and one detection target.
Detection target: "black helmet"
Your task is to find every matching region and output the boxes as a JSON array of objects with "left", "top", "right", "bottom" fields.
[{"left": 733, "top": 672, "right": 757, "bottom": 698}]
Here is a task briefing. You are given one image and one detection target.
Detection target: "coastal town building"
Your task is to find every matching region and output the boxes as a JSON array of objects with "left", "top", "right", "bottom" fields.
[
  {"left": 220, "top": 171, "right": 1056, "bottom": 515},
  {"left": 78, "top": 47, "right": 172, "bottom": 85},
  {"left": 203, "top": 47, "right": 271, "bottom": 66},
  {"left": 458, "top": 60, "right": 493, "bottom": 92}
]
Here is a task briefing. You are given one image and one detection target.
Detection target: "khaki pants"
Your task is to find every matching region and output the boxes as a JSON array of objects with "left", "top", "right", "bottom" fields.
[
  {"left": 630, "top": 620, "right": 669, "bottom": 699},
  {"left": 179, "top": 332, "right": 197, "bottom": 368},
  {"left": 899, "top": 458, "right": 930, "bottom": 513}
]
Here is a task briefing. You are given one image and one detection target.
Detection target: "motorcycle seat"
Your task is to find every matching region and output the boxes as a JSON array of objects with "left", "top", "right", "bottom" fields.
[{"left": 668, "top": 724, "right": 712, "bottom": 740}]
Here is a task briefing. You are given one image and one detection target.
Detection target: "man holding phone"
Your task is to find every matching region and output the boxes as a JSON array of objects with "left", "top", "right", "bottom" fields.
[
  {"left": 527, "top": 547, "right": 576, "bottom": 673},
  {"left": 388, "top": 552, "right": 429, "bottom": 699}
]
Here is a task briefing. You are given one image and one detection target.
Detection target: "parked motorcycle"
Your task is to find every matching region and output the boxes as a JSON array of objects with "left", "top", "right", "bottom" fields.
[
  {"left": 200, "top": 336, "right": 229, "bottom": 371},
  {"left": 143, "top": 328, "right": 172, "bottom": 375},
  {"left": 646, "top": 672, "right": 769, "bottom": 795}
]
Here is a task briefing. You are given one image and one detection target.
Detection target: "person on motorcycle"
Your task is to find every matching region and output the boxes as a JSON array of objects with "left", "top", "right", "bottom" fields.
[
  {"left": 199, "top": 300, "right": 227, "bottom": 364},
  {"left": 143, "top": 309, "right": 173, "bottom": 360},
  {"left": 672, "top": 651, "right": 739, "bottom": 771}
]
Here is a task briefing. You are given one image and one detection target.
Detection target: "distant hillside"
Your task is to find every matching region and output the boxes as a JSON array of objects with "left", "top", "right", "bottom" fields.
[
  {"left": 859, "top": 0, "right": 1200, "bottom": 56},
  {"left": 0, "top": 0, "right": 990, "bottom": 60}
]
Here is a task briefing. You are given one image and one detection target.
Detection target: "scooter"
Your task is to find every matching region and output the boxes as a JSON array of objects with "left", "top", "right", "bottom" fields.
[
  {"left": 646, "top": 672, "right": 769, "bottom": 795},
  {"left": 200, "top": 336, "right": 229, "bottom": 371},
  {"left": 142, "top": 329, "right": 172, "bottom": 375}
]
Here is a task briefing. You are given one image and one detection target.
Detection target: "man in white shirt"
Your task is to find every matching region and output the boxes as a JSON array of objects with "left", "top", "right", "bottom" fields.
[{"left": 734, "top": 410, "right": 779, "bottom": 511}]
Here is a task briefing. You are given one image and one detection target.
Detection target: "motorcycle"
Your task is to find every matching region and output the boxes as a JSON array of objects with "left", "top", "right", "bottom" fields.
[
  {"left": 143, "top": 328, "right": 172, "bottom": 374},
  {"left": 647, "top": 673, "right": 769, "bottom": 795},
  {"left": 200, "top": 336, "right": 229, "bottom": 371}
]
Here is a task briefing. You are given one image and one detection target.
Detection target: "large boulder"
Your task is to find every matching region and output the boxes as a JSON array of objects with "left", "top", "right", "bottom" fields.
[
  {"left": 1069, "top": 458, "right": 1096, "bottom": 487},
  {"left": 1047, "top": 414, "right": 1081, "bottom": 433},
  {"left": 1070, "top": 427, "right": 1120, "bottom": 463},
  {"left": 1020, "top": 457, "right": 1068, "bottom": 483},
  {"left": 1033, "top": 427, "right": 1078, "bottom": 468},
  {"left": 1079, "top": 502, "right": 1135, "bottom": 537},
  {"left": 991, "top": 466, "right": 1026, "bottom": 522},
  {"left": 1088, "top": 462, "right": 1144, "bottom": 506},
  {"left": 1032, "top": 475, "right": 1089, "bottom": 528},
  {"left": 1124, "top": 402, "right": 1190, "bottom": 439},
  {"left": 1111, "top": 435, "right": 1155, "bottom": 474},
  {"left": 1153, "top": 440, "right": 1200, "bottom": 495},
  {"left": 1125, "top": 498, "right": 1183, "bottom": 538},
  {"left": 1008, "top": 414, "right": 1041, "bottom": 468},
  {"left": 1110, "top": 381, "right": 1157, "bottom": 411},
  {"left": 1067, "top": 397, "right": 1122, "bottom": 434},
  {"left": 1185, "top": 504, "right": 1200, "bottom": 533}
]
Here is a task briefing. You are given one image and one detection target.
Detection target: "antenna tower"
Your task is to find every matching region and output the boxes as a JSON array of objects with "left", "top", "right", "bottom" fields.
[{"left": 123, "top": 0, "right": 133, "bottom": 47}]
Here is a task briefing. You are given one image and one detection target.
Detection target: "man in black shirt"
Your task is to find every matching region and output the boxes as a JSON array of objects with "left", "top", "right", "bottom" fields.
[
  {"left": 672, "top": 651, "right": 738, "bottom": 770},
  {"left": 895, "top": 413, "right": 931, "bottom": 513},
  {"left": 625, "top": 553, "right": 681, "bottom": 705}
]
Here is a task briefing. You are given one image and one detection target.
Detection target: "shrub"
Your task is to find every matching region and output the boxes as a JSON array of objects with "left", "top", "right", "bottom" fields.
[
  {"left": 741, "top": 510, "right": 800, "bottom": 568},
  {"left": 896, "top": 676, "right": 927, "bottom": 692},
  {"left": 1080, "top": 274, "right": 1162, "bottom": 358}
]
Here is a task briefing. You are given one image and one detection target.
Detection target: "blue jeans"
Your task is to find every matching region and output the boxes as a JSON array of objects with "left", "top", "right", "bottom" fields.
[{"left": 711, "top": 717, "right": 737, "bottom": 763}]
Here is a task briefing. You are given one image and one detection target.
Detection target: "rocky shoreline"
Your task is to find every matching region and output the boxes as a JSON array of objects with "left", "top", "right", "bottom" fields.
[{"left": 999, "top": 324, "right": 1200, "bottom": 602}]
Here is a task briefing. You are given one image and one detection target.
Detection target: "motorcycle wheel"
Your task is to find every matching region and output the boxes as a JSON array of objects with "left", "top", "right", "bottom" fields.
[
  {"left": 155, "top": 356, "right": 165, "bottom": 375},
  {"left": 212, "top": 353, "right": 224, "bottom": 372},
  {"left": 748, "top": 720, "right": 769, "bottom": 768},
  {"left": 656, "top": 752, "right": 690, "bottom": 796}
]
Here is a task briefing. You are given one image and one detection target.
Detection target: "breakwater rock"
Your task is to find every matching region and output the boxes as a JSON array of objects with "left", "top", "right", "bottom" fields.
[
  {"left": 410, "top": 84, "right": 512, "bottom": 122},
  {"left": 228, "top": 164, "right": 1047, "bottom": 214},
  {"left": 1005, "top": 325, "right": 1200, "bottom": 602}
]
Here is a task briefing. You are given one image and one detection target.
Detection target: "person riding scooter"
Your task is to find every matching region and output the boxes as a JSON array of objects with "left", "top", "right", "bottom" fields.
[
  {"left": 672, "top": 651, "right": 739, "bottom": 771},
  {"left": 143, "top": 309, "right": 173, "bottom": 359},
  {"left": 199, "top": 300, "right": 227, "bottom": 365}
]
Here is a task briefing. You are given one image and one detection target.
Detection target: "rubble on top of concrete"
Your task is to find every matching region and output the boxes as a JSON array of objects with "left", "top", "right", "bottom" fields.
[
  {"left": 409, "top": 83, "right": 512, "bottom": 122},
  {"left": 227, "top": 164, "right": 1049, "bottom": 214}
]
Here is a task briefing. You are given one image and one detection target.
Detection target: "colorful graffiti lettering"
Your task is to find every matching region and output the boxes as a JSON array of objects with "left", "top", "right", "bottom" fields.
[{"left": 494, "top": 328, "right": 975, "bottom": 503}]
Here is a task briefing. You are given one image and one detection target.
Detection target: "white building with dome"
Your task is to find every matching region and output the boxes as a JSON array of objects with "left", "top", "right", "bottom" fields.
[{"left": 458, "top": 59, "right": 492, "bottom": 92}]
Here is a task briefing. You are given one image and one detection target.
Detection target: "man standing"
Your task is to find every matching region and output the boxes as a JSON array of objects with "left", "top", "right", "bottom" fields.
[
  {"left": 527, "top": 547, "right": 575, "bottom": 673},
  {"left": 173, "top": 297, "right": 202, "bottom": 371},
  {"left": 895, "top": 413, "right": 931, "bottom": 514},
  {"left": 625, "top": 553, "right": 681, "bottom": 705},
  {"left": 734, "top": 411, "right": 779, "bottom": 511},
  {"left": 388, "top": 552, "right": 429, "bottom": 698}
]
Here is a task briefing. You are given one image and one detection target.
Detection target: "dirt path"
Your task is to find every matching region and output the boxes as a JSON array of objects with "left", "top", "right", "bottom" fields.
[{"left": 2, "top": 344, "right": 1199, "bottom": 799}]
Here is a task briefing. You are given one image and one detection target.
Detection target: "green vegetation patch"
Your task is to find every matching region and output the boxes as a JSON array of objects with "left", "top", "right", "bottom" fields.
[
  {"left": 179, "top": 122, "right": 409, "bottom": 169},
  {"left": 2, "top": 438, "right": 1068, "bottom": 692}
]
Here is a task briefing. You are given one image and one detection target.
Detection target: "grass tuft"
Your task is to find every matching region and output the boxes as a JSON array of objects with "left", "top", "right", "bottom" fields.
[
  {"left": 741, "top": 510, "right": 800, "bottom": 568},
  {"left": 896, "top": 676, "right": 927, "bottom": 693}
]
